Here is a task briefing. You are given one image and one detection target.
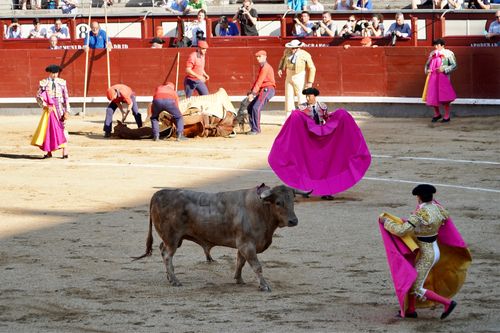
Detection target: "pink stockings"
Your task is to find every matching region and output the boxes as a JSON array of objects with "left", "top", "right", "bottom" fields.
[
  {"left": 433, "top": 104, "right": 451, "bottom": 120},
  {"left": 424, "top": 290, "right": 452, "bottom": 311}
]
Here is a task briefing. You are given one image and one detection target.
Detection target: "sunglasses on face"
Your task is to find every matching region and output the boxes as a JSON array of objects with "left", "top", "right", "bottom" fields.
[{"left": 349, "top": 19, "right": 356, "bottom": 22}]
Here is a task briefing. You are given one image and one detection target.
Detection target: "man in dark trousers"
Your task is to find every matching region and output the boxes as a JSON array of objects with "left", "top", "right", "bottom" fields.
[
  {"left": 151, "top": 82, "right": 187, "bottom": 141},
  {"left": 104, "top": 84, "right": 142, "bottom": 137},
  {"left": 246, "top": 50, "right": 275, "bottom": 135}
]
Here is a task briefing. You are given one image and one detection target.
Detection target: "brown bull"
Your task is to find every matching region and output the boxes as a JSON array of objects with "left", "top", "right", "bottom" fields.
[{"left": 133, "top": 184, "right": 308, "bottom": 291}]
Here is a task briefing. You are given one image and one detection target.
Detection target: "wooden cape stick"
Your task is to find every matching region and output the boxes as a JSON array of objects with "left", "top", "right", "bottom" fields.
[
  {"left": 82, "top": 0, "right": 92, "bottom": 119},
  {"left": 104, "top": 0, "right": 111, "bottom": 90}
]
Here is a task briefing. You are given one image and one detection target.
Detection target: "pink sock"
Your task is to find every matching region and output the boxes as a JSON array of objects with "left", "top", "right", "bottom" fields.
[
  {"left": 424, "top": 290, "right": 451, "bottom": 310},
  {"left": 433, "top": 107, "right": 441, "bottom": 117},
  {"left": 443, "top": 104, "right": 450, "bottom": 119}
]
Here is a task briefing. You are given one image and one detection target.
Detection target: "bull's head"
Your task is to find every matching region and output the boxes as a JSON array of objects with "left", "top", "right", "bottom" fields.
[{"left": 258, "top": 184, "right": 299, "bottom": 228}]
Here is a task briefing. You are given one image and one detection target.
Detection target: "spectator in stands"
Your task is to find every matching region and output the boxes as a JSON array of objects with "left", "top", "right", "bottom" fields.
[
  {"left": 185, "top": 9, "right": 207, "bottom": 47},
  {"left": 343, "top": 36, "right": 378, "bottom": 48},
  {"left": 185, "top": 0, "right": 207, "bottom": 14},
  {"left": 468, "top": 0, "right": 491, "bottom": 8},
  {"left": 60, "top": 0, "right": 78, "bottom": 14},
  {"left": 28, "top": 18, "right": 48, "bottom": 39},
  {"left": 21, "top": 0, "right": 42, "bottom": 10},
  {"left": 363, "top": 13, "right": 384, "bottom": 37},
  {"left": 339, "top": 15, "right": 358, "bottom": 38},
  {"left": 316, "top": 11, "right": 337, "bottom": 37},
  {"left": 486, "top": 10, "right": 500, "bottom": 44},
  {"left": 334, "top": 0, "right": 353, "bottom": 10},
  {"left": 48, "top": 35, "right": 61, "bottom": 49},
  {"left": 83, "top": 21, "right": 111, "bottom": 50},
  {"left": 413, "top": 0, "right": 463, "bottom": 9},
  {"left": 150, "top": 37, "right": 165, "bottom": 48},
  {"left": 164, "top": 0, "right": 188, "bottom": 14},
  {"left": 308, "top": 0, "right": 324, "bottom": 12},
  {"left": 49, "top": 19, "right": 69, "bottom": 39},
  {"left": 293, "top": 11, "right": 315, "bottom": 37},
  {"left": 234, "top": 0, "right": 259, "bottom": 36},
  {"left": 5, "top": 18, "right": 22, "bottom": 39},
  {"left": 446, "top": 0, "right": 464, "bottom": 9},
  {"left": 214, "top": 16, "right": 239, "bottom": 36},
  {"left": 288, "top": 0, "right": 307, "bottom": 12},
  {"left": 386, "top": 12, "right": 411, "bottom": 45},
  {"left": 353, "top": 0, "right": 373, "bottom": 10}
]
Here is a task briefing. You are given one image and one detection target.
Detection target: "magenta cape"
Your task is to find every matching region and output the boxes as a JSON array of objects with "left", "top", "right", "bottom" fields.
[
  {"left": 424, "top": 53, "right": 456, "bottom": 106},
  {"left": 378, "top": 216, "right": 471, "bottom": 317},
  {"left": 268, "top": 109, "right": 371, "bottom": 196}
]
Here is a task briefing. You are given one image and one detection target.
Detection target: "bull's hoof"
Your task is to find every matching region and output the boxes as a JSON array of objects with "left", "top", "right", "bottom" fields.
[
  {"left": 170, "top": 280, "right": 182, "bottom": 287},
  {"left": 235, "top": 277, "right": 245, "bottom": 285},
  {"left": 259, "top": 285, "right": 272, "bottom": 292}
]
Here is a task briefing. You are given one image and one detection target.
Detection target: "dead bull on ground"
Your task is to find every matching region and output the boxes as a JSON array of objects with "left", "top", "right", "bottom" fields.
[{"left": 133, "top": 184, "right": 310, "bottom": 291}]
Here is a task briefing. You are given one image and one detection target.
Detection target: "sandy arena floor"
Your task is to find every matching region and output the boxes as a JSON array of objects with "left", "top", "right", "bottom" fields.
[{"left": 0, "top": 113, "right": 499, "bottom": 333}]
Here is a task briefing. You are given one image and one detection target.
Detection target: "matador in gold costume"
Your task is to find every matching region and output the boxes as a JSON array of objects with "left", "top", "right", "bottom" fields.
[{"left": 381, "top": 184, "right": 459, "bottom": 320}]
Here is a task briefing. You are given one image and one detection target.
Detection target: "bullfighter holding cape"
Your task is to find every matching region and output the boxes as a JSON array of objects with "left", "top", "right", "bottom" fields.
[
  {"left": 268, "top": 87, "right": 371, "bottom": 199},
  {"left": 378, "top": 184, "right": 472, "bottom": 319}
]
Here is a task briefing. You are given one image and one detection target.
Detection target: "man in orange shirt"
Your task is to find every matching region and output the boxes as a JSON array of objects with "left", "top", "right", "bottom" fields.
[
  {"left": 246, "top": 50, "right": 275, "bottom": 135},
  {"left": 184, "top": 40, "right": 210, "bottom": 98},
  {"left": 151, "top": 82, "right": 187, "bottom": 141},
  {"left": 104, "top": 84, "right": 143, "bottom": 138}
]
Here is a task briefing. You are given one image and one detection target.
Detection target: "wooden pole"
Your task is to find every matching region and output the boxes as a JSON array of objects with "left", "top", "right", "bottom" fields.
[
  {"left": 175, "top": 51, "right": 180, "bottom": 91},
  {"left": 82, "top": 0, "right": 92, "bottom": 119},
  {"left": 104, "top": 0, "right": 111, "bottom": 89}
]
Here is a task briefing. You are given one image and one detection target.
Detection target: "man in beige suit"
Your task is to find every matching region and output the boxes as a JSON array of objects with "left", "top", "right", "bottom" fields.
[{"left": 278, "top": 39, "right": 316, "bottom": 118}]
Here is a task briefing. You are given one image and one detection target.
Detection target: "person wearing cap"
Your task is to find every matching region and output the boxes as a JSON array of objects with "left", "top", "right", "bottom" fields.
[
  {"left": 103, "top": 84, "right": 143, "bottom": 138},
  {"left": 31, "top": 64, "right": 71, "bottom": 159},
  {"left": 214, "top": 16, "right": 240, "bottom": 37},
  {"left": 299, "top": 87, "right": 328, "bottom": 125},
  {"left": 422, "top": 38, "right": 457, "bottom": 123},
  {"left": 278, "top": 39, "right": 316, "bottom": 118},
  {"left": 184, "top": 40, "right": 210, "bottom": 98},
  {"left": 380, "top": 184, "right": 460, "bottom": 320},
  {"left": 246, "top": 50, "right": 276, "bottom": 135},
  {"left": 150, "top": 37, "right": 165, "bottom": 49},
  {"left": 151, "top": 83, "right": 187, "bottom": 141}
]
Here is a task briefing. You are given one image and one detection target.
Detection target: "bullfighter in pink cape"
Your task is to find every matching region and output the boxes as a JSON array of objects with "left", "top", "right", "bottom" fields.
[
  {"left": 379, "top": 184, "right": 472, "bottom": 319},
  {"left": 422, "top": 39, "right": 457, "bottom": 123},
  {"left": 268, "top": 87, "right": 371, "bottom": 200}
]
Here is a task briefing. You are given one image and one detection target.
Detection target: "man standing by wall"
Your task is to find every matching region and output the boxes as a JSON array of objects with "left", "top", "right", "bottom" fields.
[
  {"left": 278, "top": 39, "right": 316, "bottom": 118},
  {"left": 184, "top": 40, "right": 210, "bottom": 98},
  {"left": 233, "top": 0, "right": 259, "bottom": 36},
  {"left": 83, "top": 21, "right": 111, "bottom": 51},
  {"left": 246, "top": 50, "right": 276, "bottom": 135}
]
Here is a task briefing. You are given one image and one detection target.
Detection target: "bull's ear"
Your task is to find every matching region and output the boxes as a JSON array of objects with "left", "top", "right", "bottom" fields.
[
  {"left": 256, "top": 183, "right": 271, "bottom": 196},
  {"left": 259, "top": 189, "right": 272, "bottom": 200}
]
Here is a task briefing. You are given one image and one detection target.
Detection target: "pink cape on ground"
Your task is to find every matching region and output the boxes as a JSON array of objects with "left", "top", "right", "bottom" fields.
[
  {"left": 268, "top": 109, "right": 371, "bottom": 196},
  {"left": 378, "top": 212, "right": 471, "bottom": 317}
]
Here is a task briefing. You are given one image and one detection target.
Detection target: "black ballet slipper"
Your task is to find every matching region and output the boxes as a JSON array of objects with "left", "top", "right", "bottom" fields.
[
  {"left": 440, "top": 301, "right": 457, "bottom": 320},
  {"left": 396, "top": 311, "right": 417, "bottom": 319},
  {"left": 62, "top": 155, "right": 69, "bottom": 159},
  {"left": 441, "top": 118, "right": 450, "bottom": 123},
  {"left": 42, "top": 154, "right": 52, "bottom": 159},
  {"left": 431, "top": 115, "right": 442, "bottom": 122}
]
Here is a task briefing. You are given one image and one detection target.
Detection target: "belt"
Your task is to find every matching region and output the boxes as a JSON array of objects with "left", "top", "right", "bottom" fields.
[{"left": 417, "top": 235, "right": 438, "bottom": 243}]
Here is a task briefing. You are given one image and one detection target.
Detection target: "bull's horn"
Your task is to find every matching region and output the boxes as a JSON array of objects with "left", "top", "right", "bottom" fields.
[
  {"left": 293, "top": 189, "right": 313, "bottom": 196},
  {"left": 259, "top": 189, "right": 272, "bottom": 199}
]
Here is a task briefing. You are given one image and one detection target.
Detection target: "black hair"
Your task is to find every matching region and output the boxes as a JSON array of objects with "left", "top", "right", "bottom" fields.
[{"left": 432, "top": 38, "right": 446, "bottom": 46}]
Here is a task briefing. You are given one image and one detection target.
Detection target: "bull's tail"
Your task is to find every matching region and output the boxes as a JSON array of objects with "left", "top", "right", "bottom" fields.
[{"left": 132, "top": 212, "right": 154, "bottom": 261}]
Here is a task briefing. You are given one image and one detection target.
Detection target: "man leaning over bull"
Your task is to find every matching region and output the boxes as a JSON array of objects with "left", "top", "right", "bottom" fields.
[
  {"left": 104, "top": 84, "right": 143, "bottom": 138},
  {"left": 151, "top": 82, "right": 188, "bottom": 142}
]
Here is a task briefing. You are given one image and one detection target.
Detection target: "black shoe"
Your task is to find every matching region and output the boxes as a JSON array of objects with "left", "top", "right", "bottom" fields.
[
  {"left": 62, "top": 155, "right": 69, "bottom": 159},
  {"left": 441, "top": 118, "right": 450, "bottom": 123},
  {"left": 176, "top": 135, "right": 188, "bottom": 142},
  {"left": 104, "top": 132, "right": 112, "bottom": 138},
  {"left": 42, "top": 153, "right": 52, "bottom": 159},
  {"left": 321, "top": 195, "right": 334, "bottom": 201},
  {"left": 431, "top": 115, "right": 442, "bottom": 122},
  {"left": 440, "top": 301, "right": 457, "bottom": 320},
  {"left": 396, "top": 311, "right": 417, "bottom": 318}
]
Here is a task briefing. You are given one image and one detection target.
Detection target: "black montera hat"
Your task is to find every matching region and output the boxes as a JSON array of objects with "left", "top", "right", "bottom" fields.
[
  {"left": 45, "top": 64, "right": 61, "bottom": 73},
  {"left": 149, "top": 37, "right": 165, "bottom": 44},
  {"left": 412, "top": 184, "right": 436, "bottom": 197},
  {"left": 302, "top": 87, "right": 320, "bottom": 96}
]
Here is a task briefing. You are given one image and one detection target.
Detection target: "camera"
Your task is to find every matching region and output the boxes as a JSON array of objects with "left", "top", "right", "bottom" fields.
[
  {"left": 238, "top": 6, "right": 245, "bottom": 14},
  {"left": 390, "top": 31, "right": 397, "bottom": 46},
  {"left": 195, "top": 29, "right": 205, "bottom": 40},
  {"left": 311, "top": 22, "right": 321, "bottom": 32}
]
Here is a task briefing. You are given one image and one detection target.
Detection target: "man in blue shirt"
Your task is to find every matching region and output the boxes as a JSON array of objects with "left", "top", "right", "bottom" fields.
[
  {"left": 214, "top": 16, "right": 239, "bottom": 36},
  {"left": 83, "top": 21, "right": 111, "bottom": 50},
  {"left": 386, "top": 12, "right": 411, "bottom": 45},
  {"left": 288, "top": 0, "right": 307, "bottom": 12}
]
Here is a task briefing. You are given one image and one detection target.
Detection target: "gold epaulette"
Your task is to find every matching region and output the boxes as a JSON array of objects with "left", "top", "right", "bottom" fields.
[
  {"left": 54, "top": 78, "right": 66, "bottom": 85},
  {"left": 39, "top": 79, "right": 49, "bottom": 87}
]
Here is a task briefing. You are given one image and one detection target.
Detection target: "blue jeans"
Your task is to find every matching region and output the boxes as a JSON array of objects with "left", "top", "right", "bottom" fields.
[
  {"left": 248, "top": 87, "right": 275, "bottom": 133},
  {"left": 103, "top": 94, "right": 142, "bottom": 134},
  {"left": 151, "top": 98, "right": 184, "bottom": 138},
  {"left": 184, "top": 77, "right": 209, "bottom": 98}
]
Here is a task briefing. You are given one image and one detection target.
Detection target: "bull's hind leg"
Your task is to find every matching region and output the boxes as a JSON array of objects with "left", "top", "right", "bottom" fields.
[
  {"left": 159, "top": 241, "right": 182, "bottom": 286},
  {"left": 239, "top": 244, "right": 271, "bottom": 292},
  {"left": 234, "top": 250, "right": 246, "bottom": 285}
]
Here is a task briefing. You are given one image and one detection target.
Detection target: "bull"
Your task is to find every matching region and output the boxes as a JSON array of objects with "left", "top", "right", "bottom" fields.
[{"left": 133, "top": 184, "right": 309, "bottom": 291}]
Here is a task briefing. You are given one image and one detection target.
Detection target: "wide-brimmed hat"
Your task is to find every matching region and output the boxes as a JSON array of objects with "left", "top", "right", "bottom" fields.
[
  {"left": 285, "top": 39, "right": 305, "bottom": 48},
  {"left": 302, "top": 87, "right": 320, "bottom": 96},
  {"left": 45, "top": 64, "right": 61, "bottom": 73}
]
